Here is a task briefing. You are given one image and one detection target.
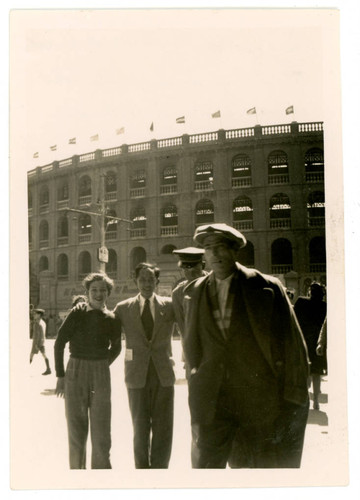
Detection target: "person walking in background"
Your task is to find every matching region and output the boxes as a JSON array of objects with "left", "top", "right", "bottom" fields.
[
  {"left": 182, "top": 223, "right": 310, "bottom": 468},
  {"left": 54, "top": 272, "right": 122, "bottom": 469},
  {"left": 30, "top": 308, "right": 52, "bottom": 376},
  {"left": 294, "top": 282, "right": 327, "bottom": 410},
  {"left": 114, "top": 262, "right": 176, "bottom": 469},
  {"left": 316, "top": 316, "right": 327, "bottom": 357}
]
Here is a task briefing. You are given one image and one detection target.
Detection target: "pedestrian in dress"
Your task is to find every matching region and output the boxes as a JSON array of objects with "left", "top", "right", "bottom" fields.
[{"left": 30, "top": 308, "right": 52, "bottom": 375}]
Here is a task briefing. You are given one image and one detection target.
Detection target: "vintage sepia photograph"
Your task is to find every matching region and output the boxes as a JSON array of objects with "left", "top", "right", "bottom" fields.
[{"left": 8, "top": 4, "right": 355, "bottom": 495}]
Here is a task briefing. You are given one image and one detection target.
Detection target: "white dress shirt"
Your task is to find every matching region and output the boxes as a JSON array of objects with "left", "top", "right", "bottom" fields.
[{"left": 215, "top": 273, "right": 234, "bottom": 319}]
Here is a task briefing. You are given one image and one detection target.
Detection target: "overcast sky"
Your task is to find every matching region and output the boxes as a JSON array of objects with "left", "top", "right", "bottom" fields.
[{"left": 10, "top": 9, "right": 333, "bottom": 169}]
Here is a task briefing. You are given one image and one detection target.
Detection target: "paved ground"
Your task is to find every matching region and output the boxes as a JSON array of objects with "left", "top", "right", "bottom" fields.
[{"left": 10, "top": 339, "right": 348, "bottom": 490}]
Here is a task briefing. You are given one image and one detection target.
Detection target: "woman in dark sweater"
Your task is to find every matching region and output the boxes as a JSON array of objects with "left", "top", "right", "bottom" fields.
[{"left": 55, "top": 272, "right": 122, "bottom": 469}]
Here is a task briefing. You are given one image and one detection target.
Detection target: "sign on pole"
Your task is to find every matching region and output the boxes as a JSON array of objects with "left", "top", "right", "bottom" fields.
[{"left": 98, "top": 246, "right": 109, "bottom": 263}]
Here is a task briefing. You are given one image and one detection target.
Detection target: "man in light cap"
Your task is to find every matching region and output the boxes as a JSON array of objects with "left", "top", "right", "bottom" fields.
[{"left": 182, "top": 223, "right": 310, "bottom": 468}]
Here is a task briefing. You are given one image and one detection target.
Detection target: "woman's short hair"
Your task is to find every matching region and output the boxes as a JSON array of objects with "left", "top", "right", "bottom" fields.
[
  {"left": 82, "top": 272, "right": 114, "bottom": 295},
  {"left": 134, "top": 262, "right": 160, "bottom": 280}
]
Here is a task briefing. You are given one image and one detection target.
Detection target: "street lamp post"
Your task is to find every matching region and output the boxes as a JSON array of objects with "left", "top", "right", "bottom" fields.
[{"left": 60, "top": 173, "right": 132, "bottom": 275}]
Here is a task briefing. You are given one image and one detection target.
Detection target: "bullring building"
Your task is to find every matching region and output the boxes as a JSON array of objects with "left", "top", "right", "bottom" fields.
[{"left": 28, "top": 121, "right": 326, "bottom": 320}]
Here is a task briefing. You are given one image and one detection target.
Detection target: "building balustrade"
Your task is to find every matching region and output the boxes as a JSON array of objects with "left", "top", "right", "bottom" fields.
[
  {"left": 232, "top": 177, "right": 252, "bottom": 188},
  {"left": 270, "top": 218, "right": 291, "bottom": 229},
  {"left": 130, "top": 228, "right": 146, "bottom": 238},
  {"left": 272, "top": 264, "right": 293, "bottom": 274},
  {"left": 310, "top": 263, "right": 326, "bottom": 272},
  {"left": 57, "top": 274, "right": 69, "bottom": 281},
  {"left": 105, "top": 231, "right": 117, "bottom": 241},
  {"left": 39, "top": 204, "right": 49, "bottom": 214},
  {"left": 194, "top": 180, "right": 214, "bottom": 191},
  {"left": 105, "top": 192, "right": 117, "bottom": 201},
  {"left": 160, "top": 184, "right": 177, "bottom": 195},
  {"left": 57, "top": 236, "right": 69, "bottom": 246},
  {"left": 308, "top": 216, "right": 325, "bottom": 227},
  {"left": 268, "top": 174, "right": 289, "bottom": 185},
  {"left": 39, "top": 239, "right": 49, "bottom": 249},
  {"left": 160, "top": 226, "right": 178, "bottom": 236},
  {"left": 78, "top": 234, "right": 91, "bottom": 243},
  {"left": 57, "top": 199, "right": 69, "bottom": 209},
  {"left": 305, "top": 172, "right": 324, "bottom": 182},
  {"left": 130, "top": 188, "right": 145, "bottom": 198},
  {"left": 233, "top": 220, "right": 253, "bottom": 231},
  {"left": 79, "top": 195, "right": 92, "bottom": 206}
]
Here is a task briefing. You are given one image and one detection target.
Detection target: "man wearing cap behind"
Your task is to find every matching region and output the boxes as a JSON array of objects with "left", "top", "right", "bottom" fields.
[
  {"left": 172, "top": 247, "right": 207, "bottom": 340},
  {"left": 30, "top": 309, "right": 52, "bottom": 375},
  {"left": 182, "top": 223, "right": 310, "bottom": 468},
  {"left": 172, "top": 247, "right": 208, "bottom": 466}
]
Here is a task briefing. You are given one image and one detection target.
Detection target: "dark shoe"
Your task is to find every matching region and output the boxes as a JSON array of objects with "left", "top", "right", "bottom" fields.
[
  {"left": 313, "top": 401, "right": 320, "bottom": 410},
  {"left": 42, "top": 369, "right": 51, "bottom": 375}
]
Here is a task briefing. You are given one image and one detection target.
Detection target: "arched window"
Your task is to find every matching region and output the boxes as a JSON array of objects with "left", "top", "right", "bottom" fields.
[
  {"left": 28, "top": 221, "right": 32, "bottom": 249},
  {"left": 78, "top": 175, "right": 92, "bottom": 205},
  {"left": 130, "top": 247, "right": 147, "bottom": 275},
  {"left": 195, "top": 199, "right": 214, "bottom": 226},
  {"left": 57, "top": 214, "right": 69, "bottom": 245},
  {"left": 307, "top": 191, "right": 325, "bottom": 227},
  {"left": 78, "top": 251, "right": 91, "bottom": 280},
  {"left": 231, "top": 154, "right": 252, "bottom": 187},
  {"left": 237, "top": 240, "right": 255, "bottom": 268},
  {"left": 78, "top": 214, "right": 92, "bottom": 243},
  {"left": 39, "top": 185, "right": 49, "bottom": 212},
  {"left": 305, "top": 148, "right": 324, "bottom": 182},
  {"left": 57, "top": 254, "right": 69, "bottom": 280},
  {"left": 39, "top": 255, "right": 49, "bottom": 272},
  {"left": 106, "top": 249, "right": 117, "bottom": 278},
  {"left": 271, "top": 238, "right": 293, "bottom": 274},
  {"left": 28, "top": 188, "right": 33, "bottom": 210},
  {"left": 161, "top": 244, "right": 177, "bottom": 255},
  {"left": 269, "top": 193, "right": 291, "bottom": 228},
  {"left": 194, "top": 161, "right": 214, "bottom": 191},
  {"left": 232, "top": 196, "right": 253, "bottom": 230},
  {"left": 57, "top": 179, "right": 69, "bottom": 202},
  {"left": 268, "top": 150, "right": 289, "bottom": 184},
  {"left": 161, "top": 204, "right": 178, "bottom": 236},
  {"left": 39, "top": 220, "right": 49, "bottom": 248},
  {"left": 130, "top": 206, "right": 146, "bottom": 238},
  {"left": 105, "top": 209, "right": 118, "bottom": 240},
  {"left": 309, "top": 236, "right": 326, "bottom": 273},
  {"left": 130, "top": 169, "right": 146, "bottom": 198},
  {"left": 105, "top": 171, "right": 117, "bottom": 200},
  {"left": 160, "top": 166, "right": 177, "bottom": 194}
]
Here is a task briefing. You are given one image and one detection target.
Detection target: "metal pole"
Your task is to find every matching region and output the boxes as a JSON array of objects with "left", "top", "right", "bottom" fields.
[{"left": 99, "top": 174, "right": 106, "bottom": 273}]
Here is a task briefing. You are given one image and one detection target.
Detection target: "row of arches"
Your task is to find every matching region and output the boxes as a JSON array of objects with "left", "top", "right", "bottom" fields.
[
  {"left": 28, "top": 148, "right": 324, "bottom": 209},
  {"left": 30, "top": 192, "right": 325, "bottom": 247},
  {"left": 37, "top": 236, "right": 326, "bottom": 280}
]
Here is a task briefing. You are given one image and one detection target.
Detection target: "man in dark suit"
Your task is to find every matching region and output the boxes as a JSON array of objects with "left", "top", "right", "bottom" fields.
[
  {"left": 182, "top": 223, "right": 310, "bottom": 468},
  {"left": 114, "top": 262, "right": 175, "bottom": 469}
]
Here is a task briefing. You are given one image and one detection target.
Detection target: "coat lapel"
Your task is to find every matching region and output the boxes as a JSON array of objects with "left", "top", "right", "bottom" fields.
[
  {"left": 236, "top": 265, "right": 276, "bottom": 375},
  {"left": 130, "top": 294, "right": 149, "bottom": 342}
]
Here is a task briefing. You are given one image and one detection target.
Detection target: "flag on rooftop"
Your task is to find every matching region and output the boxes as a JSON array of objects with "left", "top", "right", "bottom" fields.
[
  {"left": 116, "top": 127, "right": 125, "bottom": 135},
  {"left": 33, "top": 152, "right": 39, "bottom": 159},
  {"left": 176, "top": 116, "right": 185, "bottom": 124},
  {"left": 90, "top": 134, "right": 99, "bottom": 141},
  {"left": 68, "top": 137, "right": 76, "bottom": 144},
  {"left": 285, "top": 105, "right": 294, "bottom": 115},
  {"left": 150, "top": 122, "right": 154, "bottom": 132},
  {"left": 246, "top": 107, "right": 257, "bottom": 115},
  {"left": 211, "top": 110, "right": 221, "bottom": 118},
  {"left": 50, "top": 145, "right": 57, "bottom": 151}
]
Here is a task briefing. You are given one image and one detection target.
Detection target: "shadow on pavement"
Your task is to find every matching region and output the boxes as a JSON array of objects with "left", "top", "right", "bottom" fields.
[{"left": 307, "top": 409, "right": 328, "bottom": 426}]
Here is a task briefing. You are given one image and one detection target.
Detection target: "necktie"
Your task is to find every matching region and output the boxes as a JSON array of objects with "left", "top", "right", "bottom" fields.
[{"left": 141, "top": 298, "right": 154, "bottom": 340}]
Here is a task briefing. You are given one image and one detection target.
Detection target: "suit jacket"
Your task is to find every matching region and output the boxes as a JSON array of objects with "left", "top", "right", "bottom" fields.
[
  {"left": 114, "top": 293, "right": 176, "bottom": 389},
  {"left": 183, "top": 263, "right": 310, "bottom": 424}
]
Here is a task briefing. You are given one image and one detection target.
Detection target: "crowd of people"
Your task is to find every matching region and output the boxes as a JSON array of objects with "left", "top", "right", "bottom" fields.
[{"left": 30, "top": 222, "right": 327, "bottom": 470}]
